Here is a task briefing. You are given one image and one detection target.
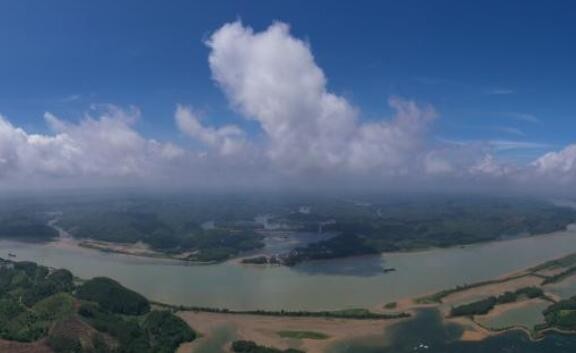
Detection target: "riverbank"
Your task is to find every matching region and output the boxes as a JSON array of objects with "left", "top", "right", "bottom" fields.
[
  {"left": 77, "top": 239, "right": 219, "bottom": 263},
  {"left": 48, "top": 222, "right": 221, "bottom": 264},
  {"left": 46, "top": 222, "right": 576, "bottom": 267},
  {"left": 6, "top": 226, "right": 576, "bottom": 312},
  {"left": 171, "top": 251, "right": 576, "bottom": 352},
  {"left": 3, "top": 239, "right": 576, "bottom": 353},
  {"left": 177, "top": 311, "right": 402, "bottom": 353},
  {"left": 37, "top": 221, "right": 576, "bottom": 272}
]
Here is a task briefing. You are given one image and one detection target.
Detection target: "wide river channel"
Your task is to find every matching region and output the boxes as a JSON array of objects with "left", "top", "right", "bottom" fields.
[{"left": 3, "top": 228, "right": 576, "bottom": 311}]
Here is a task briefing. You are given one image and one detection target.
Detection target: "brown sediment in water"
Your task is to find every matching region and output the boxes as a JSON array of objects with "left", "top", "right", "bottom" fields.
[
  {"left": 459, "top": 329, "right": 490, "bottom": 342},
  {"left": 77, "top": 239, "right": 201, "bottom": 261},
  {"left": 447, "top": 317, "right": 492, "bottom": 341},
  {"left": 436, "top": 275, "right": 546, "bottom": 317},
  {"left": 383, "top": 297, "right": 436, "bottom": 314},
  {"left": 443, "top": 275, "right": 543, "bottom": 302},
  {"left": 45, "top": 234, "right": 215, "bottom": 264},
  {"left": 42, "top": 228, "right": 576, "bottom": 350},
  {"left": 174, "top": 250, "right": 576, "bottom": 352},
  {"left": 534, "top": 268, "right": 568, "bottom": 277},
  {"left": 178, "top": 311, "right": 402, "bottom": 353}
]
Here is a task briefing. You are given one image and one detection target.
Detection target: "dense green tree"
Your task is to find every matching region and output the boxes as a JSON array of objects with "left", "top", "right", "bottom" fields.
[
  {"left": 142, "top": 311, "right": 196, "bottom": 353},
  {"left": 47, "top": 334, "right": 82, "bottom": 353},
  {"left": 76, "top": 277, "right": 150, "bottom": 315}
]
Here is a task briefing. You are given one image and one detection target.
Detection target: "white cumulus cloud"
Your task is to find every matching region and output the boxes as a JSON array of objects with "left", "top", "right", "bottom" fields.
[
  {"left": 206, "top": 21, "right": 437, "bottom": 176},
  {"left": 533, "top": 145, "right": 576, "bottom": 180},
  {"left": 175, "top": 105, "right": 247, "bottom": 156},
  {"left": 0, "top": 105, "right": 183, "bottom": 183},
  {"left": 1, "top": 20, "right": 575, "bottom": 191}
]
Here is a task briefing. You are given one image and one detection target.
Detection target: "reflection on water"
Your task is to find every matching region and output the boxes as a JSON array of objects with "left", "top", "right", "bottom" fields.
[
  {"left": 330, "top": 309, "right": 576, "bottom": 353},
  {"left": 293, "top": 255, "right": 390, "bottom": 277},
  {"left": 260, "top": 231, "right": 336, "bottom": 255}
]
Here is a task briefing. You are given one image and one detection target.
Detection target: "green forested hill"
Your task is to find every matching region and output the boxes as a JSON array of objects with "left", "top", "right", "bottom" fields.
[{"left": 0, "top": 258, "right": 195, "bottom": 353}]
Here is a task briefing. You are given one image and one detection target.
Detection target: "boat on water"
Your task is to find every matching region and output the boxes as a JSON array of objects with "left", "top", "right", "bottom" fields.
[{"left": 414, "top": 343, "right": 430, "bottom": 350}]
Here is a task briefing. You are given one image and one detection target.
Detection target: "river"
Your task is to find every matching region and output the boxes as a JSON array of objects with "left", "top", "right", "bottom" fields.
[{"left": 2, "top": 228, "right": 576, "bottom": 311}]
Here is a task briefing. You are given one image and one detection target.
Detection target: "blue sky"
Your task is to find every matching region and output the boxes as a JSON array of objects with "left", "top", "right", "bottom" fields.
[{"left": 1, "top": 1, "right": 575, "bottom": 189}]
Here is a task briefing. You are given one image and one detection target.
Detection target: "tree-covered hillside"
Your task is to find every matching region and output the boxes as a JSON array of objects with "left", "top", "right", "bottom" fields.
[
  {"left": 0, "top": 258, "right": 195, "bottom": 353},
  {"left": 2, "top": 194, "right": 576, "bottom": 264},
  {"left": 281, "top": 197, "right": 576, "bottom": 264}
]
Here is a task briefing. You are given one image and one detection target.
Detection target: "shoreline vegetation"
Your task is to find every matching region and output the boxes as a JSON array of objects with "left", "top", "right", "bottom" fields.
[
  {"left": 55, "top": 219, "right": 576, "bottom": 267},
  {"left": 2, "top": 197, "right": 576, "bottom": 351},
  {"left": 239, "top": 198, "right": 576, "bottom": 266},
  {"left": 2, "top": 249, "right": 576, "bottom": 352},
  {"left": 3, "top": 196, "right": 576, "bottom": 266},
  {"left": 151, "top": 302, "right": 410, "bottom": 321},
  {"left": 413, "top": 251, "right": 576, "bottom": 340},
  {"left": 166, "top": 250, "right": 576, "bottom": 351},
  {"left": 448, "top": 287, "right": 546, "bottom": 317},
  {"left": 76, "top": 239, "right": 221, "bottom": 264}
]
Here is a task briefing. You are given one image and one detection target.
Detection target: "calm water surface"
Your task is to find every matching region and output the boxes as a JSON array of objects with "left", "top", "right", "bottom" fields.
[
  {"left": 328, "top": 309, "right": 576, "bottom": 353},
  {"left": 476, "top": 301, "right": 549, "bottom": 330},
  {"left": 2, "top": 229, "right": 576, "bottom": 311}
]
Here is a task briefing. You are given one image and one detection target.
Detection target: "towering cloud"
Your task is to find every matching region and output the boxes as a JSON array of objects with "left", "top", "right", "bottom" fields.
[
  {"left": 0, "top": 20, "right": 574, "bottom": 190},
  {"left": 206, "top": 21, "right": 437, "bottom": 175}
]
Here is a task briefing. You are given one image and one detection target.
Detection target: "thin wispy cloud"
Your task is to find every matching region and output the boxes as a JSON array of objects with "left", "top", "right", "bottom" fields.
[
  {"left": 494, "top": 127, "right": 526, "bottom": 137},
  {"left": 500, "top": 112, "right": 540, "bottom": 124},
  {"left": 438, "top": 137, "right": 549, "bottom": 151},
  {"left": 487, "top": 140, "right": 551, "bottom": 151}
]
